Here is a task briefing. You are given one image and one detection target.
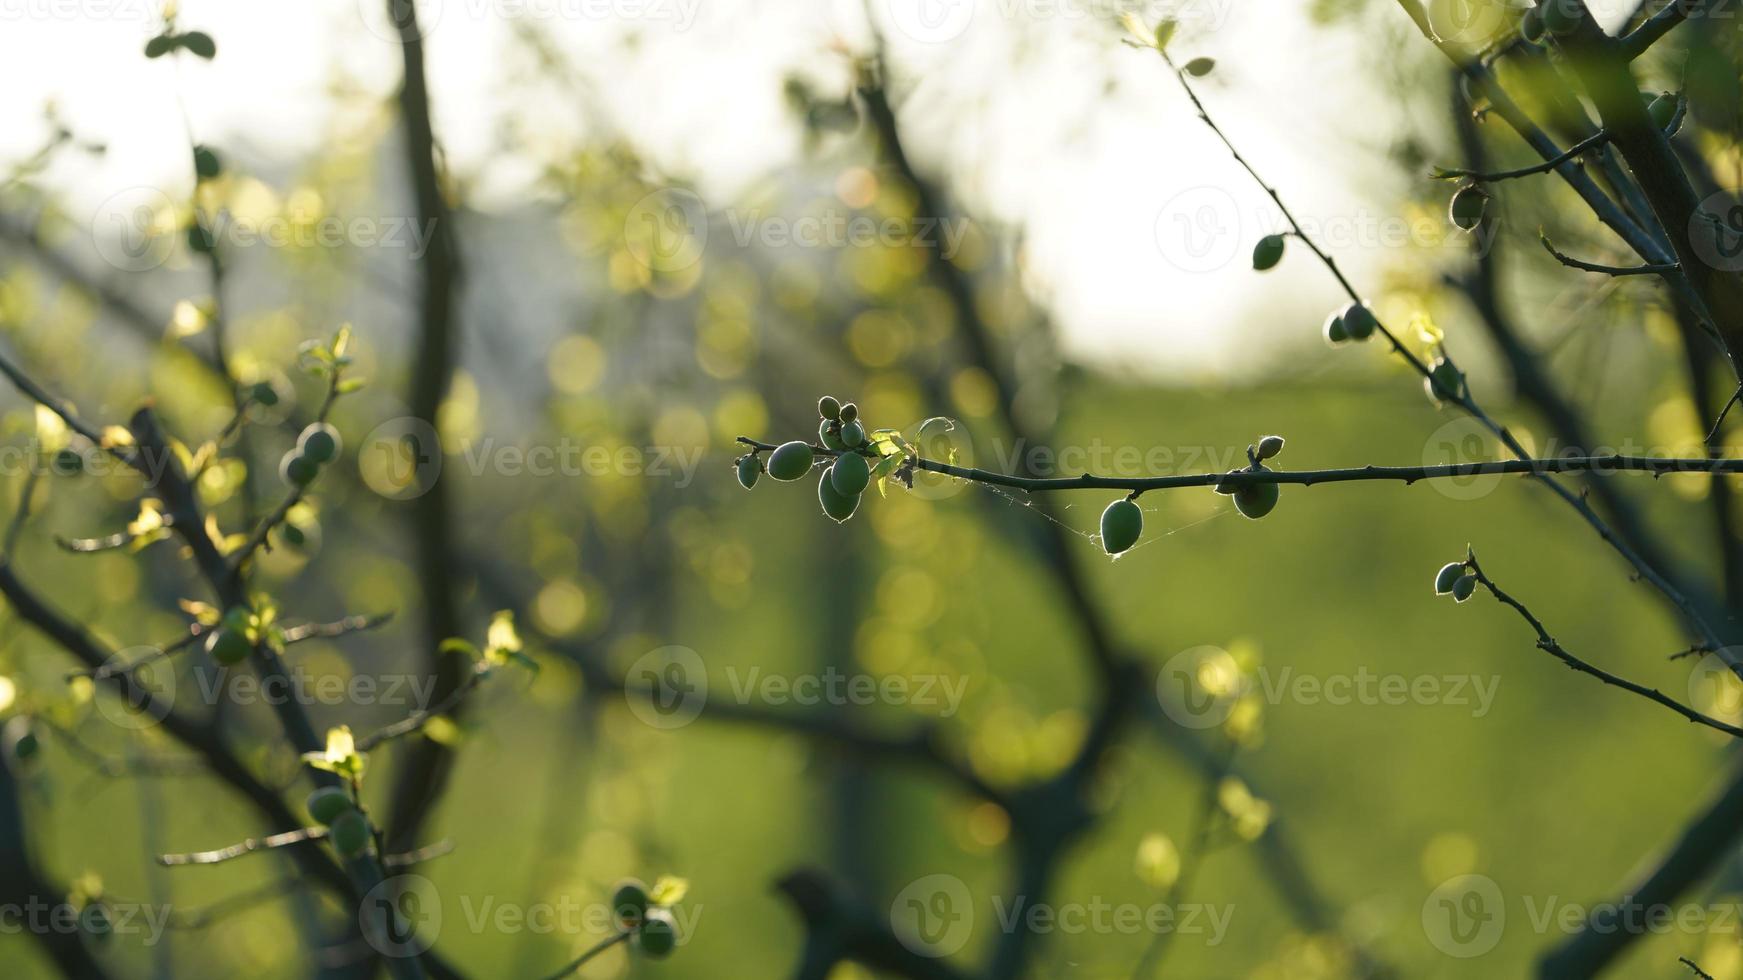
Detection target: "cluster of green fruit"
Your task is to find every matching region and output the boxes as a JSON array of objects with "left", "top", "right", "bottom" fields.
[
  {"left": 1321, "top": 301, "right": 1380, "bottom": 346},
  {"left": 305, "top": 786, "right": 374, "bottom": 858},
  {"left": 1099, "top": 435, "right": 1286, "bottom": 556},
  {"left": 610, "top": 878, "right": 679, "bottom": 958},
  {"left": 735, "top": 397, "right": 873, "bottom": 523},
  {"left": 1434, "top": 561, "right": 1478, "bottom": 602},
  {"left": 280, "top": 422, "right": 340, "bottom": 487}
]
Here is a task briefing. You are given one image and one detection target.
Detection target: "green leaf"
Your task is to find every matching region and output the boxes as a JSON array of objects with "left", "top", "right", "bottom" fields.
[
  {"left": 144, "top": 34, "right": 174, "bottom": 58},
  {"left": 178, "top": 31, "right": 216, "bottom": 59},
  {"left": 1183, "top": 57, "right": 1215, "bottom": 77},
  {"left": 649, "top": 876, "right": 689, "bottom": 906},
  {"left": 1154, "top": 18, "right": 1177, "bottom": 50}
]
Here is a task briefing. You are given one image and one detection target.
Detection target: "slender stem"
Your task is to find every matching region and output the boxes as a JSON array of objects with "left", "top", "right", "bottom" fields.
[
  {"left": 1540, "top": 234, "right": 1680, "bottom": 277},
  {"left": 536, "top": 931, "right": 632, "bottom": 980},
  {"left": 158, "top": 826, "right": 329, "bottom": 866},
  {"left": 737, "top": 438, "right": 1743, "bottom": 493},
  {"left": 1466, "top": 555, "right": 1743, "bottom": 739},
  {"left": 1433, "top": 129, "right": 1610, "bottom": 181}
]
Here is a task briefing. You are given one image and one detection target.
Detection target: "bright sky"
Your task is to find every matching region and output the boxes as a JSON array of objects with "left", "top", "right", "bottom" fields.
[{"left": 0, "top": 0, "right": 1622, "bottom": 377}]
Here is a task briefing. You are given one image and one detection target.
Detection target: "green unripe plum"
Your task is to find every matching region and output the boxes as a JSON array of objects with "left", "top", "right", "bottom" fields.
[
  {"left": 1451, "top": 572, "right": 1478, "bottom": 602},
  {"left": 766, "top": 441, "right": 814, "bottom": 481},
  {"left": 839, "top": 402, "right": 859, "bottom": 424},
  {"left": 839, "top": 420, "right": 866, "bottom": 448},
  {"left": 818, "top": 468, "right": 862, "bottom": 523},
  {"left": 1100, "top": 498, "right": 1143, "bottom": 555},
  {"left": 250, "top": 381, "right": 280, "bottom": 407},
  {"left": 1434, "top": 562, "right": 1467, "bottom": 594},
  {"left": 298, "top": 423, "right": 340, "bottom": 464},
  {"left": 1233, "top": 469, "right": 1280, "bottom": 519},
  {"left": 306, "top": 786, "right": 353, "bottom": 825},
  {"left": 818, "top": 419, "right": 847, "bottom": 451},
  {"left": 193, "top": 145, "right": 222, "bottom": 180},
  {"left": 1540, "top": 0, "right": 1578, "bottom": 35},
  {"left": 1520, "top": 5, "right": 1545, "bottom": 43},
  {"left": 281, "top": 450, "right": 318, "bottom": 487},
  {"left": 1340, "top": 302, "right": 1377, "bottom": 341},
  {"left": 612, "top": 879, "right": 650, "bottom": 928},
  {"left": 206, "top": 627, "right": 252, "bottom": 665},
  {"left": 736, "top": 455, "right": 762, "bottom": 490},
  {"left": 330, "top": 810, "right": 371, "bottom": 857},
  {"left": 1252, "top": 234, "right": 1285, "bottom": 271},
  {"left": 1449, "top": 185, "right": 1489, "bottom": 232},
  {"left": 279, "top": 523, "right": 307, "bottom": 548},
  {"left": 831, "top": 451, "right": 871, "bottom": 496},
  {"left": 1322, "top": 311, "right": 1349, "bottom": 346},
  {"left": 637, "top": 909, "right": 677, "bottom": 958},
  {"left": 818, "top": 396, "right": 841, "bottom": 421},
  {"left": 1424, "top": 358, "right": 1463, "bottom": 405},
  {"left": 1255, "top": 435, "right": 1285, "bottom": 460}
]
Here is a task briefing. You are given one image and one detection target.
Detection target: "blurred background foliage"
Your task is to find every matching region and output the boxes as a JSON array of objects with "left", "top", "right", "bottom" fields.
[{"left": 0, "top": 0, "right": 1742, "bottom": 977}]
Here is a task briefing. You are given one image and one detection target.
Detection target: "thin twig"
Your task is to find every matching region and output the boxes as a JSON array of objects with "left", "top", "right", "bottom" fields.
[
  {"left": 1541, "top": 233, "right": 1680, "bottom": 277},
  {"left": 1707, "top": 382, "right": 1743, "bottom": 444},
  {"left": 157, "top": 826, "right": 328, "bottom": 866},
  {"left": 1466, "top": 554, "right": 1743, "bottom": 739},
  {"left": 1682, "top": 956, "right": 1718, "bottom": 979},
  {"left": 1433, "top": 129, "right": 1609, "bottom": 181},
  {"left": 355, "top": 660, "right": 492, "bottom": 753},
  {"left": 536, "top": 932, "right": 632, "bottom": 980}
]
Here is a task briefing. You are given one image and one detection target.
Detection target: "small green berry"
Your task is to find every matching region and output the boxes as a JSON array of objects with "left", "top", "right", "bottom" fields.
[
  {"left": 250, "top": 381, "right": 280, "bottom": 407},
  {"left": 5, "top": 718, "right": 39, "bottom": 764},
  {"left": 839, "top": 402, "right": 859, "bottom": 424},
  {"left": 206, "top": 627, "right": 252, "bottom": 666},
  {"left": 637, "top": 908, "right": 677, "bottom": 958},
  {"left": 1100, "top": 498, "right": 1143, "bottom": 555},
  {"left": 1340, "top": 302, "right": 1377, "bottom": 341},
  {"left": 831, "top": 451, "right": 871, "bottom": 496},
  {"left": 298, "top": 423, "right": 340, "bottom": 464},
  {"left": 1252, "top": 234, "right": 1286, "bottom": 271},
  {"left": 1451, "top": 573, "right": 1478, "bottom": 602},
  {"left": 1434, "top": 562, "right": 1467, "bottom": 595},
  {"left": 193, "top": 145, "right": 222, "bottom": 181},
  {"left": 1449, "top": 185, "right": 1489, "bottom": 232},
  {"left": 306, "top": 786, "right": 353, "bottom": 825},
  {"left": 766, "top": 441, "right": 815, "bottom": 481},
  {"left": 818, "top": 396, "right": 841, "bottom": 421},
  {"left": 280, "top": 450, "right": 318, "bottom": 487},
  {"left": 1323, "top": 310, "right": 1350, "bottom": 346},
  {"left": 1424, "top": 358, "right": 1463, "bottom": 406},
  {"left": 52, "top": 448, "right": 84, "bottom": 476},
  {"left": 736, "top": 455, "right": 762, "bottom": 490},
  {"left": 818, "top": 419, "right": 847, "bottom": 451},
  {"left": 839, "top": 420, "right": 866, "bottom": 449},
  {"left": 279, "top": 523, "right": 307, "bottom": 548},
  {"left": 817, "top": 467, "right": 862, "bottom": 523},
  {"left": 329, "top": 810, "right": 371, "bottom": 857},
  {"left": 612, "top": 879, "right": 650, "bottom": 929},
  {"left": 1233, "top": 468, "right": 1280, "bottom": 519}
]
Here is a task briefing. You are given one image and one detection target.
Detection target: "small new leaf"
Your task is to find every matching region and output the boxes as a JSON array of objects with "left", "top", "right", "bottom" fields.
[{"left": 1183, "top": 57, "right": 1215, "bottom": 77}]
